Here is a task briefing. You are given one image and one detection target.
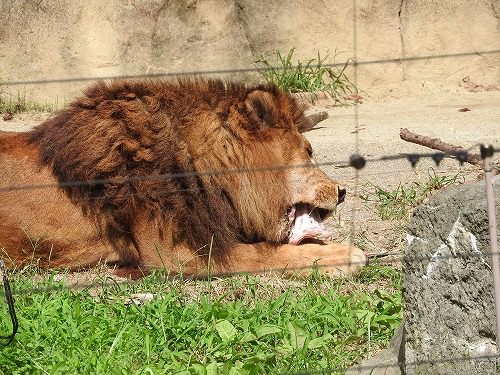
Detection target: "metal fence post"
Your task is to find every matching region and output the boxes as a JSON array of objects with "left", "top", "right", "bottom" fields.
[{"left": 481, "top": 144, "right": 500, "bottom": 350}]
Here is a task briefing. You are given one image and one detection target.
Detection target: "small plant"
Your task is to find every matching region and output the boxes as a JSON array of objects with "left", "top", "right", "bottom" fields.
[
  {"left": 0, "top": 88, "right": 57, "bottom": 114},
  {"left": 0, "top": 72, "right": 56, "bottom": 114},
  {"left": 256, "top": 48, "right": 357, "bottom": 104},
  {"left": 360, "top": 170, "right": 464, "bottom": 221}
]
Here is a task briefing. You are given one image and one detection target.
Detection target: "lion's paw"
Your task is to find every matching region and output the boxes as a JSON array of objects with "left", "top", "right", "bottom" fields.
[{"left": 298, "top": 242, "right": 367, "bottom": 278}]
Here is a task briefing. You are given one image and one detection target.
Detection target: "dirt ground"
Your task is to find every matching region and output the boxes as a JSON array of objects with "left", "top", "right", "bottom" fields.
[
  {"left": 2, "top": 82, "right": 500, "bottom": 267},
  {"left": 307, "top": 82, "right": 500, "bottom": 260}
]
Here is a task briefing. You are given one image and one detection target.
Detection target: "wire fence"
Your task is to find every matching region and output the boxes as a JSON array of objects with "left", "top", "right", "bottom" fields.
[
  {"left": 1, "top": 1, "right": 500, "bottom": 373},
  {"left": 1, "top": 94, "right": 499, "bottom": 369},
  {"left": 0, "top": 137, "right": 499, "bottom": 372},
  {"left": 1, "top": 48, "right": 499, "bottom": 88}
]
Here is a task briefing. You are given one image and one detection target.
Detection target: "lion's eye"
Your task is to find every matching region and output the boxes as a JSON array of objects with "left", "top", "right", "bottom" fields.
[
  {"left": 305, "top": 145, "right": 317, "bottom": 165},
  {"left": 306, "top": 147, "right": 313, "bottom": 158}
]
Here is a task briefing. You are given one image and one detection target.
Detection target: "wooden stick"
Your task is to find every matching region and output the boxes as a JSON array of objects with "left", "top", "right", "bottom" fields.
[
  {"left": 300, "top": 110, "right": 328, "bottom": 132},
  {"left": 399, "top": 127, "right": 483, "bottom": 166}
]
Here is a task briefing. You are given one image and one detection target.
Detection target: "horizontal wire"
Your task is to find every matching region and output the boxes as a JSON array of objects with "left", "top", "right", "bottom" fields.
[
  {"left": 0, "top": 49, "right": 499, "bottom": 87},
  {"left": 0, "top": 147, "right": 494, "bottom": 193},
  {"left": 0, "top": 161, "right": 342, "bottom": 192},
  {"left": 0, "top": 163, "right": 466, "bottom": 209},
  {"left": 0, "top": 150, "right": 473, "bottom": 204}
]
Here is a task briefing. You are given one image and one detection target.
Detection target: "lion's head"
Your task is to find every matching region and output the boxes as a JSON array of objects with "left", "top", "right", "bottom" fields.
[{"left": 180, "top": 81, "right": 346, "bottom": 248}]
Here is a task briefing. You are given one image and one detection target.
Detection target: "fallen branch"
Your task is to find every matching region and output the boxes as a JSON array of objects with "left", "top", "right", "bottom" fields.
[{"left": 399, "top": 127, "right": 483, "bottom": 166}]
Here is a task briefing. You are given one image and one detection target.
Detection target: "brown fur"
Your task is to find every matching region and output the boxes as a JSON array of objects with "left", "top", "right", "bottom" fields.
[{"left": 0, "top": 78, "right": 366, "bottom": 277}]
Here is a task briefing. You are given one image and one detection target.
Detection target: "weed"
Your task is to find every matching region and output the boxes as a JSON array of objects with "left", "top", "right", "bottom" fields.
[
  {"left": 0, "top": 88, "right": 57, "bottom": 114},
  {"left": 360, "top": 170, "right": 464, "bottom": 221},
  {"left": 256, "top": 48, "right": 357, "bottom": 104},
  {"left": 0, "top": 72, "right": 56, "bottom": 114}
]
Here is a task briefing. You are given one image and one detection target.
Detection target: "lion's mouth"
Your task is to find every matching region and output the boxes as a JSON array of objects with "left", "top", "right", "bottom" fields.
[{"left": 286, "top": 203, "right": 332, "bottom": 245}]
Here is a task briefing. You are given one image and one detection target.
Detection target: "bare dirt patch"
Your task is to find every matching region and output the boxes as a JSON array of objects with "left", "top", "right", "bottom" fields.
[{"left": 307, "top": 84, "right": 500, "bottom": 262}]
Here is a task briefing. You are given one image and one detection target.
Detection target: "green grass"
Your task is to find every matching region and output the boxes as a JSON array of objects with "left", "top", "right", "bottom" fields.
[
  {"left": 0, "top": 265, "right": 401, "bottom": 374},
  {"left": 359, "top": 170, "right": 464, "bottom": 221},
  {"left": 256, "top": 48, "right": 357, "bottom": 104},
  {"left": 0, "top": 88, "right": 57, "bottom": 114},
  {"left": 0, "top": 71, "right": 56, "bottom": 114}
]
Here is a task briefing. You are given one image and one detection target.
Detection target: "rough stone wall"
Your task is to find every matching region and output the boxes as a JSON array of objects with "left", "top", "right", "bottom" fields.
[
  {"left": 404, "top": 175, "right": 500, "bottom": 374},
  {"left": 0, "top": 0, "right": 499, "bottom": 103}
]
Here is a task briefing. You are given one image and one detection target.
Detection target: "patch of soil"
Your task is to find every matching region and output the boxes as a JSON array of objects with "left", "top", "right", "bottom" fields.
[{"left": 305, "top": 85, "right": 500, "bottom": 262}]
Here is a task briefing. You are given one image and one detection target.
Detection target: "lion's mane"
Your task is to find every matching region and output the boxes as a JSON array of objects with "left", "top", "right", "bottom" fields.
[{"left": 28, "top": 78, "right": 310, "bottom": 263}]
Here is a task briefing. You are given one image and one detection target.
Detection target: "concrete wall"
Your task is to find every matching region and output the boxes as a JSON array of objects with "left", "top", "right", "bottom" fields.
[{"left": 0, "top": 0, "right": 499, "bottom": 103}]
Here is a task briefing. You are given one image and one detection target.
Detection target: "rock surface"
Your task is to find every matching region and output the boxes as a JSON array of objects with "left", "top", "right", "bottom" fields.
[
  {"left": 403, "top": 175, "right": 500, "bottom": 374},
  {"left": 347, "top": 324, "right": 405, "bottom": 374},
  {"left": 349, "top": 175, "right": 500, "bottom": 374}
]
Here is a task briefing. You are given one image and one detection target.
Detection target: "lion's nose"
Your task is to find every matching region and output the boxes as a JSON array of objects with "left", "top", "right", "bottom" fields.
[{"left": 338, "top": 187, "right": 346, "bottom": 204}]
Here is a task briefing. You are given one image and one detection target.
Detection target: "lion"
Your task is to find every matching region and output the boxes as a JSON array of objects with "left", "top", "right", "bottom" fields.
[{"left": 0, "top": 78, "right": 366, "bottom": 278}]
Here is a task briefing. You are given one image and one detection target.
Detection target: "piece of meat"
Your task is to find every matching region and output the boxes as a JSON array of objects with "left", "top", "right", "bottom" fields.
[{"left": 287, "top": 203, "right": 332, "bottom": 245}]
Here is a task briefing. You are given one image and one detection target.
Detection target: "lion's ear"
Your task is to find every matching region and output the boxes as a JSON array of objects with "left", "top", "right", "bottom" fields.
[{"left": 244, "top": 90, "right": 278, "bottom": 130}]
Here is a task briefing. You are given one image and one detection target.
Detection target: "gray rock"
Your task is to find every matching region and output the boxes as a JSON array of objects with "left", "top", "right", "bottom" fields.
[
  {"left": 403, "top": 176, "right": 500, "bottom": 374},
  {"left": 347, "top": 324, "right": 405, "bottom": 374},
  {"left": 350, "top": 176, "right": 500, "bottom": 374}
]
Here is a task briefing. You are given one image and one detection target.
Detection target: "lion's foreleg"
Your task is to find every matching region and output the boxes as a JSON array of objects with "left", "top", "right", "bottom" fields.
[{"left": 221, "top": 242, "right": 366, "bottom": 278}]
